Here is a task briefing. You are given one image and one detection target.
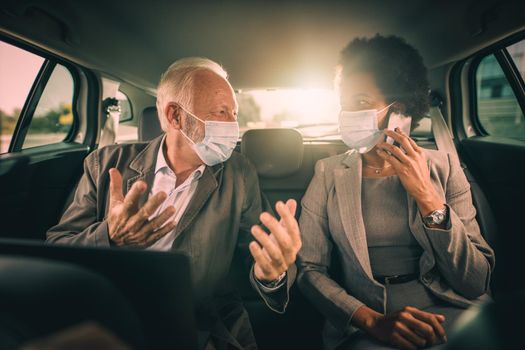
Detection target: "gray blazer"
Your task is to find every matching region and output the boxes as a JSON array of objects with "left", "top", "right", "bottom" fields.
[
  {"left": 297, "top": 149, "right": 495, "bottom": 350},
  {"left": 47, "top": 135, "right": 296, "bottom": 350}
]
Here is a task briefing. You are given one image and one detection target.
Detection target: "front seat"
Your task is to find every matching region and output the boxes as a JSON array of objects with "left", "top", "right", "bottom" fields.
[
  {"left": 241, "top": 128, "right": 305, "bottom": 213},
  {"left": 239, "top": 128, "right": 324, "bottom": 350},
  {"left": 139, "top": 106, "right": 162, "bottom": 142}
]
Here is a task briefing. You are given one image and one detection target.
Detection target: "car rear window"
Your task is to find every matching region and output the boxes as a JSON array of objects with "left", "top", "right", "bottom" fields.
[{"left": 236, "top": 89, "right": 340, "bottom": 140}]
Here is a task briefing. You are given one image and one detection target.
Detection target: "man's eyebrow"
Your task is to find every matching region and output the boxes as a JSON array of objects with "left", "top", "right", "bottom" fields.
[{"left": 212, "top": 104, "right": 237, "bottom": 113}]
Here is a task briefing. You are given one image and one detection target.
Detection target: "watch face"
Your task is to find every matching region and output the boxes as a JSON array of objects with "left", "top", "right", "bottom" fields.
[{"left": 433, "top": 211, "right": 445, "bottom": 224}]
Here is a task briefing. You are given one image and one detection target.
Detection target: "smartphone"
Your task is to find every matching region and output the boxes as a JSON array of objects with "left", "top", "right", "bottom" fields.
[{"left": 385, "top": 112, "right": 412, "bottom": 147}]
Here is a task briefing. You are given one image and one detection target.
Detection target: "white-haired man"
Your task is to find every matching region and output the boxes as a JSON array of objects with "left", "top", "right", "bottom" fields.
[{"left": 47, "top": 58, "right": 302, "bottom": 349}]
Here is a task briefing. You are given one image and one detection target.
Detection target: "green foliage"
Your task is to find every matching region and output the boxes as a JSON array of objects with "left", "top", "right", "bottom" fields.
[{"left": 0, "top": 104, "right": 72, "bottom": 136}]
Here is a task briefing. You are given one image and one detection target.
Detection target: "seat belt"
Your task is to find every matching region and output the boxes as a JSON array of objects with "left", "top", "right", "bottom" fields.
[{"left": 428, "top": 104, "right": 461, "bottom": 165}]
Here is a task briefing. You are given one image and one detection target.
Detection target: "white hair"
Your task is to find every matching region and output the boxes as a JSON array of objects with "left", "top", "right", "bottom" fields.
[{"left": 156, "top": 57, "right": 229, "bottom": 131}]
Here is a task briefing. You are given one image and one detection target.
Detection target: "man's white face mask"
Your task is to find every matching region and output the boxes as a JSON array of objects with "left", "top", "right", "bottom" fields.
[
  {"left": 178, "top": 106, "right": 239, "bottom": 166},
  {"left": 338, "top": 102, "right": 394, "bottom": 154}
]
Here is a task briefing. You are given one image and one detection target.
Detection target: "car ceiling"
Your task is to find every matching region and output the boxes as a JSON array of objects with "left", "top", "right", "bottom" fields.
[{"left": 1, "top": 0, "right": 525, "bottom": 93}]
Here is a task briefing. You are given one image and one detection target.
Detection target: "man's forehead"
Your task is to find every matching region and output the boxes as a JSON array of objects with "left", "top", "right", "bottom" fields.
[{"left": 191, "top": 71, "right": 237, "bottom": 108}]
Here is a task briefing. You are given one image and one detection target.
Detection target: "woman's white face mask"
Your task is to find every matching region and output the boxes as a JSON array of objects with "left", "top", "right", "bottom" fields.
[
  {"left": 178, "top": 106, "right": 239, "bottom": 166},
  {"left": 338, "top": 102, "right": 394, "bottom": 154}
]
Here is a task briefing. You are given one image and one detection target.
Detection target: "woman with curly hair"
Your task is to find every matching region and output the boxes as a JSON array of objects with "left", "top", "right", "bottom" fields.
[{"left": 297, "top": 34, "right": 495, "bottom": 350}]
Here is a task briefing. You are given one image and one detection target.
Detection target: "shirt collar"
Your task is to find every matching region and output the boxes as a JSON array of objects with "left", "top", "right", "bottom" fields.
[{"left": 155, "top": 135, "right": 205, "bottom": 180}]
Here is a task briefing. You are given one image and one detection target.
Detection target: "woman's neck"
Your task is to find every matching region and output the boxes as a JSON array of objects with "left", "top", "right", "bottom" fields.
[{"left": 362, "top": 148, "right": 388, "bottom": 168}]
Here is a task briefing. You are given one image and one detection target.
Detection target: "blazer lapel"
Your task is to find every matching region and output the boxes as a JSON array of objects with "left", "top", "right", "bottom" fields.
[
  {"left": 334, "top": 151, "right": 374, "bottom": 279},
  {"left": 173, "top": 163, "right": 222, "bottom": 240},
  {"left": 125, "top": 135, "right": 164, "bottom": 209}
]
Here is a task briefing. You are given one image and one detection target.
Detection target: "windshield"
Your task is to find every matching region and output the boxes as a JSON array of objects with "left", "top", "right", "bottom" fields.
[{"left": 236, "top": 89, "right": 341, "bottom": 140}]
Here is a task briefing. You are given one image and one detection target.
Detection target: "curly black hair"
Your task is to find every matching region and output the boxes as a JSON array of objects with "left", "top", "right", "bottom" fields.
[{"left": 339, "top": 34, "right": 430, "bottom": 123}]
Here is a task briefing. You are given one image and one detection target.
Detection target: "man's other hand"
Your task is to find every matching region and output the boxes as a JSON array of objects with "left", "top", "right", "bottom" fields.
[{"left": 249, "top": 199, "right": 302, "bottom": 282}]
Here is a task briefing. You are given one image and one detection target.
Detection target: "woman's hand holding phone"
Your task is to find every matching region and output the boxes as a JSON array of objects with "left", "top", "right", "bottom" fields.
[{"left": 376, "top": 128, "right": 444, "bottom": 217}]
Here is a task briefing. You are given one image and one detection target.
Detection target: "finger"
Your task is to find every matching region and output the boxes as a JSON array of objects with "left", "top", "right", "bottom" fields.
[
  {"left": 377, "top": 141, "right": 411, "bottom": 164},
  {"left": 391, "top": 333, "right": 417, "bottom": 350},
  {"left": 285, "top": 199, "right": 297, "bottom": 218},
  {"left": 143, "top": 220, "right": 177, "bottom": 247},
  {"left": 376, "top": 148, "right": 403, "bottom": 171},
  {"left": 276, "top": 201, "right": 301, "bottom": 250},
  {"left": 384, "top": 129, "right": 418, "bottom": 157},
  {"left": 124, "top": 191, "right": 167, "bottom": 233},
  {"left": 109, "top": 168, "right": 125, "bottom": 205},
  {"left": 409, "top": 308, "right": 447, "bottom": 343},
  {"left": 260, "top": 211, "right": 293, "bottom": 259},
  {"left": 126, "top": 219, "right": 175, "bottom": 247},
  {"left": 396, "top": 322, "right": 427, "bottom": 348},
  {"left": 134, "top": 205, "right": 176, "bottom": 238},
  {"left": 249, "top": 242, "right": 274, "bottom": 276},
  {"left": 399, "top": 311, "right": 436, "bottom": 344},
  {"left": 251, "top": 225, "right": 287, "bottom": 270},
  {"left": 404, "top": 132, "right": 423, "bottom": 154},
  {"left": 121, "top": 181, "right": 147, "bottom": 214}
]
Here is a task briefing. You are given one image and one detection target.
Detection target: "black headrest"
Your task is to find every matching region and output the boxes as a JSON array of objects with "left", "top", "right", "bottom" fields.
[
  {"left": 241, "top": 129, "right": 303, "bottom": 178},
  {"left": 139, "top": 106, "right": 162, "bottom": 141}
]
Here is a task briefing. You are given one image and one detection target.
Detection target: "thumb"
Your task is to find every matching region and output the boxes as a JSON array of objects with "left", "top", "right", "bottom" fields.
[{"left": 109, "top": 168, "right": 124, "bottom": 205}]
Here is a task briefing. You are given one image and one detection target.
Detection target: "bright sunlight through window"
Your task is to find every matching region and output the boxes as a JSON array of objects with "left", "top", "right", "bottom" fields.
[{"left": 236, "top": 89, "right": 341, "bottom": 140}]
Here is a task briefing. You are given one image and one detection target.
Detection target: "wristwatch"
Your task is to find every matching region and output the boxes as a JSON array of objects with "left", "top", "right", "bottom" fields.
[{"left": 423, "top": 206, "right": 448, "bottom": 226}]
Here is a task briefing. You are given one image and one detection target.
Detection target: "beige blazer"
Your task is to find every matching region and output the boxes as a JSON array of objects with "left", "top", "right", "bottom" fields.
[{"left": 297, "top": 149, "right": 495, "bottom": 349}]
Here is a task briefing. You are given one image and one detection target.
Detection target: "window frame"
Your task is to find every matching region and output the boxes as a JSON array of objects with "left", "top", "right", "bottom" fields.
[
  {"left": 117, "top": 89, "right": 134, "bottom": 123},
  {"left": 1, "top": 34, "right": 82, "bottom": 152},
  {"left": 468, "top": 33, "right": 525, "bottom": 138}
]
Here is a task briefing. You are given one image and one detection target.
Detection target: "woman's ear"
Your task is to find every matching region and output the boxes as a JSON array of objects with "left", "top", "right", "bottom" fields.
[{"left": 165, "top": 103, "right": 183, "bottom": 130}]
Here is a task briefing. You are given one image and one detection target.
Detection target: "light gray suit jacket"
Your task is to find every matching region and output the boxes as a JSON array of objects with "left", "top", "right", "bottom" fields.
[
  {"left": 47, "top": 135, "right": 296, "bottom": 349},
  {"left": 297, "top": 149, "right": 495, "bottom": 350}
]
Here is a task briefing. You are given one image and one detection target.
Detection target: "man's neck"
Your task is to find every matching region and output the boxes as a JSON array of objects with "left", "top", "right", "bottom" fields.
[{"left": 163, "top": 132, "right": 204, "bottom": 177}]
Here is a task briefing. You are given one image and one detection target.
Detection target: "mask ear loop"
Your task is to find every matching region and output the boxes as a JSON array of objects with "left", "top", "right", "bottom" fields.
[
  {"left": 376, "top": 101, "right": 397, "bottom": 141},
  {"left": 175, "top": 103, "right": 206, "bottom": 145},
  {"left": 377, "top": 101, "right": 397, "bottom": 115}
]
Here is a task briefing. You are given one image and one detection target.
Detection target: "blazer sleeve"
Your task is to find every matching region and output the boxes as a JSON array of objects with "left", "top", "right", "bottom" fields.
[
  {"left": 237, "top": 158, "right": 295, "bottom": 314},
  {"left": 46, "top": 150, "right": 111, "bottom": 247},
  {"left": 421, "top": 153, "right": 495, "bottom": 299},
  {"left": 297, "top": 160, "right": 364, "bottom": 333}
]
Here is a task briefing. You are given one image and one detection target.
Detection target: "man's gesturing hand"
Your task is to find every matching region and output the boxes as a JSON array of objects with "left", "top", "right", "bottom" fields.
[
  {"left": 249, "top": 199, "right": 302, "bottom": 282},
  {"left": 107, "top": 168, "right": 176, "bottom": 247}
]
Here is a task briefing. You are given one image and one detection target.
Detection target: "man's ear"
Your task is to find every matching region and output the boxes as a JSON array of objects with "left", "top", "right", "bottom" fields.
[{"left": 165, "top": 103, "right": 183, "bottom": 130}]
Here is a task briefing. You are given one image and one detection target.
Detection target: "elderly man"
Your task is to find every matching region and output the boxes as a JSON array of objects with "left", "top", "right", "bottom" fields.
[{"left": 47, "top": 58, "right": 301, "bottom": 349}]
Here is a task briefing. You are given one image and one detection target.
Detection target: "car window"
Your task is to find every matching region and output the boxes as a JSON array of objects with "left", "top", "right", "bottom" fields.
[
  {"left": 117, "top": 90, "right": 133, "bottom": 122},
  {"left": 475, "top": 41, "right": 525, "bottom": 140},
  {"left": 508, "top": 40, "right": 525, "bottom": 82},
  {"left": 23, "top": 64, "right": 76, "bottom": 149},
  {"left": 236, "top": 89, "right": 340, "bottom": 140},
  {"left": 0, "top": 41, "right": 45, "bottom": 153},
  {"left": 115, "top": 89, "right": 138, "bottom": 143}
]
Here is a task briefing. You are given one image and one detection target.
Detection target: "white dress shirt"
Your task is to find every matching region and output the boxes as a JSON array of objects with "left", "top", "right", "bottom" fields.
[{"left": 146, "top": 137, "right": 205, "bottom": 251}]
